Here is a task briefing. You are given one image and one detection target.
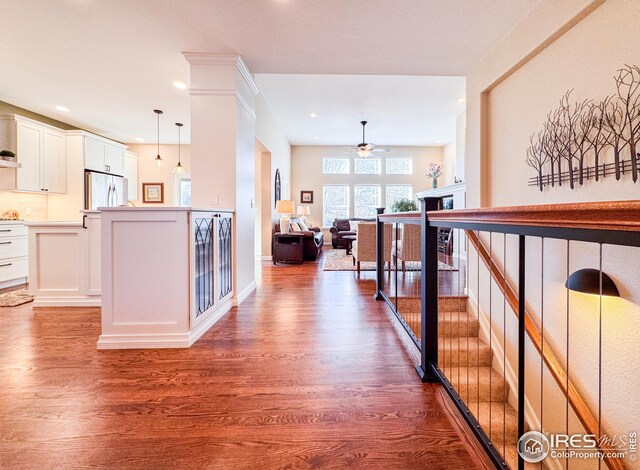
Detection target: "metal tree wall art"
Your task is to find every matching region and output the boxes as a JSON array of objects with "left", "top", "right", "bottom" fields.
[{"left": 527, "top": 65, "right": 640, "bottom": 190}]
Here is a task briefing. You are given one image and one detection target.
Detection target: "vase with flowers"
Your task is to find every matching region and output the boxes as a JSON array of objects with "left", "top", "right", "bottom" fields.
[{"left": 426, "top": 163, "right": 443, "bottom": 189}]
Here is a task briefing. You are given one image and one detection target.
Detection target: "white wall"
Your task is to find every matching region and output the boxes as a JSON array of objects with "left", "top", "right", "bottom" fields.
[
  {"left": 465, "top": 0, "right": 640, "bottom": 453},
  {"left": 127, "top": 144, "right": 191, "bottom": 206},
  {"left": 291, "top": 145, "right": 443, "bottom": 231},
  {"left": 255, "top": 93, "right": 291, "bottom": 256}
]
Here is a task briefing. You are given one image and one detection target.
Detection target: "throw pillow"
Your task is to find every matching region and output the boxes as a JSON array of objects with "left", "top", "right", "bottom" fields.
[
  {"left": 290, "top": 222, "right": 301, "bottom": 232},
  {"left": 299, "top": 221, "right": 309, "bottom": 231}
]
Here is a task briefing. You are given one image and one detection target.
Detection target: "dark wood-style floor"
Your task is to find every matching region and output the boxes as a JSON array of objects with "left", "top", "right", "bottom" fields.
[{"left": 0, "top": 251, "right": 490, "bottom": 469}]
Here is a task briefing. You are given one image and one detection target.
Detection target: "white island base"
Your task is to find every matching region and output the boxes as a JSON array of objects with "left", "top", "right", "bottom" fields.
[{"left": 97, "top": 207, "right": 235, "bottom": 350}]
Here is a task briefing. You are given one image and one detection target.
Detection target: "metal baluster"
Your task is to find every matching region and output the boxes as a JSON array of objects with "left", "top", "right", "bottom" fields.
[
  {"left": 503, "top": 234, "right": 507, "bottom": 462},
  {"left": 518, "top": 235, "right": 526, "bottom": 470},
  {"left": 477, "top": 230, "right": 481, "bottom": 420},
  {"left": 598, "top": 243, "right": 603, "bottom": 470},
  {"left": 540, "top": 237, "right": 545, "bottom": 470},
  {"left": 489, "top": 232, "right": 493, "bottom": 443},
  {"left": 566, "top": 240, "right": 570, "bottom": 470}
]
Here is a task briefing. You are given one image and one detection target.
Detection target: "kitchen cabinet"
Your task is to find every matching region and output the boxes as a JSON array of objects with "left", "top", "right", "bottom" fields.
[
  {"left": 0, "top": 115, "right": 66, "bottom": 193},
  {"left": 124, "top": 151, "right": 138, "bottom": 201},
  {"left": 84, "top": 134, "right": 125, "bottom": 176},
  {"left": 27, "top": 212, "right": 101, "bottom": 307},
  {"left": 42, "top": 128, "right": 67, "bottom": 193},
  {"left": 0, "top": 221, "right": 29, "bottom": 289}
]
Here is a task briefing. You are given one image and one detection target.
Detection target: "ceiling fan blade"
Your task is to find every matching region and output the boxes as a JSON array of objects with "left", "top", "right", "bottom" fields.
[{"left": 372, "top": 148, "right": 390, "bottom": 153}]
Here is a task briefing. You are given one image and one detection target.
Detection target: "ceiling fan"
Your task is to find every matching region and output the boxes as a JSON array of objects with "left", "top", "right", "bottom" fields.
[{"left": 343, "top": 121, "right": 389, "bottom": 158}]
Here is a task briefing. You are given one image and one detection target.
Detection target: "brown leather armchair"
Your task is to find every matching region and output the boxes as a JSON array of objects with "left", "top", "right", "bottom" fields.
[{"left": 329, "top": 218, "right": 356, "bottom": 248}]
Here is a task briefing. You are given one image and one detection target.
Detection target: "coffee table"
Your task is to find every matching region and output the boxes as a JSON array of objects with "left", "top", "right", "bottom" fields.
[{"left": 343, "top": 235, "right": 357, "bottom": 255}]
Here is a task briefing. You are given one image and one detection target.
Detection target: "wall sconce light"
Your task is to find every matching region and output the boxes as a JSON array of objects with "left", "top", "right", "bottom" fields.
[{"left": 565, "top": 268, "right": 620, "bottom": 297}]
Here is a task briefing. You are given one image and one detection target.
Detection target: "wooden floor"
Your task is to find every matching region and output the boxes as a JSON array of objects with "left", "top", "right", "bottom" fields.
[{"left": 0, "top": 251, "right": 491, "bottom": 469}]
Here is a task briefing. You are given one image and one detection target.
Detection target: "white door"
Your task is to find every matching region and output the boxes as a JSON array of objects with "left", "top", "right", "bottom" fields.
[
  {"left": 84, "top": 137, "right": 105, "bottom": 172},
  {"left": 42, "top": 129, "right": 66, "bottom": 193},
  {"left": 105, "top": 144, "right": 124, "bottom": 175},
  {"left": 16, "top": 120, "right": 43, "bottom": 192},
  {"left": 124, "top": 151, "right": 138, "bottom": 200}
]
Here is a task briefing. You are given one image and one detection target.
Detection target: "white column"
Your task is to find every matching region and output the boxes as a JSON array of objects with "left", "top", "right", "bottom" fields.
[{"left": 184, "top": 52, "right": 259, "bottom": 304}]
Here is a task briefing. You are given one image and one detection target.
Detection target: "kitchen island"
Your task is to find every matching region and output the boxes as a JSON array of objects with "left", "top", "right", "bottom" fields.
[{"left": 97, "top": 207, "right": 234, "bottom": 350}]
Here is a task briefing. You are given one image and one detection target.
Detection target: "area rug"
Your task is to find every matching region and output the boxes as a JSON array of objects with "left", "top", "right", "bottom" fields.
[
  {"left": 323, "top": 249, "right": 459, "bottom": 272},
  {"left": 0, "top": 289, "right": 34, "bottom": 307}
]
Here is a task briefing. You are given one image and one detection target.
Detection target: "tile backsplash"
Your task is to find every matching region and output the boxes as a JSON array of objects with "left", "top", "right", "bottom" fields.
[{"left": 0, "top": 191, "right": 48, "bottom": 220}]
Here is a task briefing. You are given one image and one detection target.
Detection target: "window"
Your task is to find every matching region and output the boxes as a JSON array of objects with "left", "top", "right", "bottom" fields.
[
  {"left": 323, "top": 158, "right": 349, "bottom": 174},
  {"left": 174, "top": 174, "right": 191, "bottom": 207},
  {"left": 354, "top": 185, "right": 381, "bottom": 219},
  {"left": 385, "top": 185, "right": 413, "bottom": 211},
  {"left": 386, "top": 158, "right": 412, "bottom": 175},
  {"left": 354, "top": 158, "right": 381, "bottom": 175},
  {"left": 323, "top": 185, "right": 349, "bottom": 226}
]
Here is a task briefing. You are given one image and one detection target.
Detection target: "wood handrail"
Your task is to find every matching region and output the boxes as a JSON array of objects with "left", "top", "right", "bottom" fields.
[
  {"left": 467, "top": 230, "right": 624, "bottom": 470},
  {"left": 428, "top": 200, "right": 640, "bottom": 232},
  {"left": 378, "top": 211, "right": 421, "bottom": 223}
]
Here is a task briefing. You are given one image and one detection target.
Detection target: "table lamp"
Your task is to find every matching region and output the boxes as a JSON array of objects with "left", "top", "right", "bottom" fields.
[
  {"left": 275, "top": 200, "right": 295, "bottom": 233},
  {"left": 297, "top": 205, "right": 311, "bottom": 227}
]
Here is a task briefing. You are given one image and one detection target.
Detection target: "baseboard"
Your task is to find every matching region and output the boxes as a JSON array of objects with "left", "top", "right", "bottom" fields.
[
  {"left": 32, "top": 296, "right": 101, "bottom": 308},
  {"left": 188, "top": 299, "right": 233, "bottom": 345},
  {"left": 232, "top": 280, "right": 256, "bottom": 307},
  {"left": 97, "top": 333, "right": 191, "bottom": 350},
  {"left": 260, "top": 255, "right": 272, "bottom": 261},
  {"left": 0, "top": 277, "right": 28, "bottom": 290}
]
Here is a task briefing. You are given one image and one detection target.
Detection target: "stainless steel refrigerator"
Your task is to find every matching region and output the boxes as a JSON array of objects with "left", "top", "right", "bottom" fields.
[{"left": 84, "top": 171, "right": 128, "bottom": 210}]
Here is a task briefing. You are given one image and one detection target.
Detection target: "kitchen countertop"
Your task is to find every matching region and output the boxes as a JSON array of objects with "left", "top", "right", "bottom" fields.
[
  {"left": 98, "top": 206, "right": 235, "bottom": 213},
  {"left": 24, "top": 221, "right": 83, "bottom": 227}
]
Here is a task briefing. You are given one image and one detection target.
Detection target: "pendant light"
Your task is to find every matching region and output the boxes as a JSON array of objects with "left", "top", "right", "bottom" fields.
[
  {"left": 154, "top": 109, "right": 163, "bottom": 167},
  {"left": 173, "top": 122, "right": 185, "bottom": 174}
]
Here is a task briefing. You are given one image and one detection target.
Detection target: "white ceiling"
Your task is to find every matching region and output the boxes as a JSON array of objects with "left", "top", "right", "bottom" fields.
[
  {"left": 256, "top": 74, "right": 465, "bottom": 146},
  {"left": 0, "top": 0, "right": 539, "bottom": 144}
]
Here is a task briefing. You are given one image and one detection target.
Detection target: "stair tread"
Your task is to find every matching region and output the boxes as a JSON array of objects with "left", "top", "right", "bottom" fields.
[
  {"left": 438, "top": 338, "right": 492, "bottom": 366},
  {"left": 440, "top": 366, "right": 509, "bottom": 402}
]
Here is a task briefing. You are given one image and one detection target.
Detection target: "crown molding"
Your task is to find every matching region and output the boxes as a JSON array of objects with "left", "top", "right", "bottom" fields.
[
  {"left": 188, "top": 88, "right": 236, "bottom": 96},
  {"left": 182, "top": 52, "right": 260, "bottom": 96},
  {"left": 235, "top": 91, "right": 256, "bottom": 120}
]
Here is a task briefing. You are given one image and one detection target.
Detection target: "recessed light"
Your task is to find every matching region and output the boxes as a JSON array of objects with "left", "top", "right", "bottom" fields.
[
  {"left": 136, "top": 138, "right": 145, "bottom": 142},
  {"left": 173, "top": 81, "right": 187, "bottom": 90},
  {"left": 309, "top": 113, "right": 317, "bottom": 118},
  {"left": 314, "top": 136, "right": 320, "bottom": 140},
  {"left": 457, "top": 98, "right": 466, "bottom": 103},
  {"left": 55, "top": 105, "right": 70, "bottom": 112}
]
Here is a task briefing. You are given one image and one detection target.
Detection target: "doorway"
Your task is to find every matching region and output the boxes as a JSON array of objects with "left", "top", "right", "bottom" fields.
[{"left": 254, "top": 139, "right": 273, "bottom": 261}]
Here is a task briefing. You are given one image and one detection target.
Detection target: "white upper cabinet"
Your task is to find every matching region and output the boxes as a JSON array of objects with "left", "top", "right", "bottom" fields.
[
  {"left": 15, "top": 119, "right": 42, "bottom": 192},
  {"left": 105, "top": 143, "right": 124, "bottom": 176},
  {"left": 84, "top": 136, "right": 105, "bottom": 172},
  {"left": 84, "top": 135, "right": 124, "bottom": 176},
  {"left": 0, "top": 115, "right": 67, "bottom": 194},
  {"left": 42, "top": 128, "right": 66, "bottom": 193},
  {"left": 124, "top": 151, "right": 138, "bottom": 201}
]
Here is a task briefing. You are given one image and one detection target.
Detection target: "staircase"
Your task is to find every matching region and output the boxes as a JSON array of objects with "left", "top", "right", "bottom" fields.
[{"left": 400, "top": 296, "right": 540, "bottom": 469}]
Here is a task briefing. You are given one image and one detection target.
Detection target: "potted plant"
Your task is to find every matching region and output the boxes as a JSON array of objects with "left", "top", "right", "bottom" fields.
[
  {"left": 390, "top": 197, "right": 418, "bottom": 213},
  {"left": 426, "top": 163, "right": 443, "bottom": 189},
  {"left": 0, "top": 150, "right": 16, "bottom": 161}
]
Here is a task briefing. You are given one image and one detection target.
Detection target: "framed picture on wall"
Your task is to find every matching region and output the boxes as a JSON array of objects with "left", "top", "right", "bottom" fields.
[
  {"left": 142, "top": 183, "right": 164, "bottom": 203},
  {"left": 300, "top": 190, "right": 313, "bottom": 204}
]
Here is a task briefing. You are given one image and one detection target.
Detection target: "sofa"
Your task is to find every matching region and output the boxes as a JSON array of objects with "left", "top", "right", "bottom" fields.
[
  {"left": 329, "top": 218, "right": 375, "bottom": 248},
  {"left": 274, "top": 220, "right": 324, "bottom": 261}
]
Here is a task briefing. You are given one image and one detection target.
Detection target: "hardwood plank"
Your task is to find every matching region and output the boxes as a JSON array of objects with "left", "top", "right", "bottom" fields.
[{"left": 0, "top": 253, "right": 491, "bottom": 469}]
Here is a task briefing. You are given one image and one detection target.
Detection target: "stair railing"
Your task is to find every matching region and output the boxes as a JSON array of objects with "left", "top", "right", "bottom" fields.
[{"left": 375, "top": 199, "right": 640, "bottom": 470}]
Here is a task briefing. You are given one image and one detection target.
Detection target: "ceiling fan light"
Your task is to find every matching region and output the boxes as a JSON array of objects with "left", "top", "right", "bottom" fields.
[{"left": 357, "top": 148, "right": 371, "bottom": 158}]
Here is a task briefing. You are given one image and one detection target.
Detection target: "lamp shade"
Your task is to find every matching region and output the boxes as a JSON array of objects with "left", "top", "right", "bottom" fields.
[
  {"left": 565, "top": 268, "right": 620, "bottom": 297},
  {"left": 297, "top": 205, "right": 310, "bottom": 215},
  {"left": 275, "top": 200, "right": 295, "bottom": 214}
]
